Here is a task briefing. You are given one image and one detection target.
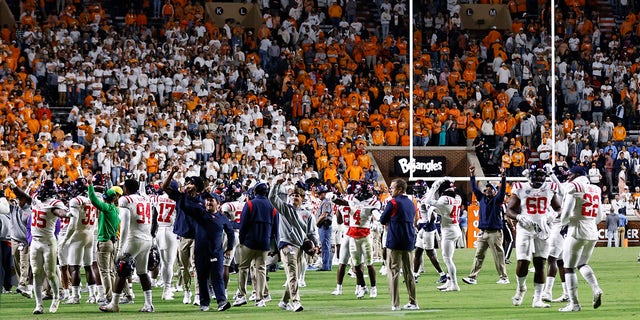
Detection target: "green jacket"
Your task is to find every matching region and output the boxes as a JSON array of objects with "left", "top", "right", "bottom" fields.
[{"left": 88, "top": 185, "right": 120, "bottom": 242}]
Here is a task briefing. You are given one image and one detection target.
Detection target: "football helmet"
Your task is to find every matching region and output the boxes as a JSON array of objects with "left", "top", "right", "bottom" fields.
[
  {"left": 527, "top": 164, "right": 547, "bottom": 188},
  {"left": 71, "top": 178, "right": 88, "bottom": 197},
  {"left": 435, "top": 179, "right": 455, "bottom": 198},
  {"left": 412, "top": 180, "right": 427, "bottom": 198},
  {"left": 146, "top": 184, "right": 163, "bottom": 195},
  {"left": 115, "top": 253, "right": 136, "bottom": 278},
  {"left": 147, "top": 245, "right": 160, "bottom": 271},
  {"left": 36, "top": 180, "right": 59, "bottom": 201}
]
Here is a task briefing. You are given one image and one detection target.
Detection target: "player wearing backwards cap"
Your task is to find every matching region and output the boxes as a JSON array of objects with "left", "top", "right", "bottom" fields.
[
  {"left": 146, "top": 184, "right": 178, "bottom": 301},
  {"left": 100, "top": 179, "right": 157, "bottom": 312},
  {"left": 557, "top": 165, "right": 604, "bottom": 312},
  {"left": 7, "top": 178, "right": 71, "bottom": 315},
  {"left": 462, "top": 166, "right": 510, "bottom": 285},
  {"left": 180, "top": 187, "right": 234, "bottom": 312},
  {"left": 426, "top": 177, "right": 463, "bottom": 292},
  {"left": 60, "top": 178, "right": 99, "bottom": 304},
  {"left": 507, "top": 164, "right": 561, "bottom": 308},
  {"left": 233, "top": 182, "right": 279, "bottom": 308},
  {"left": 88, "top": 175, "right": 121, "bottom": 305}
]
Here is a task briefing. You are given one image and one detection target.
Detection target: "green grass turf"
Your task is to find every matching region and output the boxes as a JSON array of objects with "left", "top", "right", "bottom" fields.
[{"left": 0, "top": 247, "right": 638, "bottom": 319}]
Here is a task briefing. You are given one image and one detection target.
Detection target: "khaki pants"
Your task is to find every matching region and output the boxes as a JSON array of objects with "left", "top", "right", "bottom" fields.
[
  {"left": 178, "top": 238, "right": 197, "bottom": 293},
  {"left": 467, "top": 230, "right": 508, "bottom": 280},
  {"left": 97, "top": 241, "right": 115, "bottom": 300},
  {"left": 11, "top": 240, "right": 30, "bottom": 286},
  {"left": 280, "top": 245, "right": 302, "bottom": 304},
  {"left": 236, "top": 244, "right": 268, "bottom": 300},
  {"left": 386, "top": 249, "right": 416, "bottom": 308},
  {"left": 617, "top": 227, "right": 626, "bottom": 247}
]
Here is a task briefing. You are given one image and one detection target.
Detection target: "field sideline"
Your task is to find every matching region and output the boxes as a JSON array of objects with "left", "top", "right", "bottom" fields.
[{"left": 0, "top": 247, "right": 638, "bottom": 319}]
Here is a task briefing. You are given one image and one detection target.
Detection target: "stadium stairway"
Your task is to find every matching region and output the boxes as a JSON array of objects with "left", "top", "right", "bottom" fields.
[
  {"left": 596, "top": 0, "right": 616, "bottom": 36},
  {"left": 357, "top": 0, "right": 381, "bottom": 36}
]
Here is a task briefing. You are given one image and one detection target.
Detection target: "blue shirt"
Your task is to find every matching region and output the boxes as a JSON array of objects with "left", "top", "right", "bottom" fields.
[
  {"left": 380, "top": 194, "right": 416, "bottom": 251},
  {"left": 618, "top": 214, "right": 628, "bottom": 228},
  {"left": 167, "top": 188, "right": 198, "bottom": 239},
  {"left": 470, "top": 175, "right": 506, "bottom": 231},
  {"left": 239, "top": 195, "right": 279, "bottom": 251},
  {"left": 181, "top": 194, "right": 234, "bottom": 257}
]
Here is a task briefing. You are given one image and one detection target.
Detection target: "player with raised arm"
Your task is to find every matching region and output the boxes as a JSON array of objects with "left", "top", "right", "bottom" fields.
[
  {"left": 558, "top": 166, "right": 604, "bottom": 312},
  {"left": 100, "top": 179, "right": 158, "bottom": 313},
  {"left": 412, "top": 180, "right": 448, "bottom": 284},
  {"left": 507, "top": 165, "right": 562, "bottom": 308},
  {"left": 8, "top": 178, "right": 71, "bottom": 314},
  {"left": 346, "top": 182, "right": 380, "bottom": 299},
  {"left": 330, "top": 184, "right": 357, "bottom": 296},
  {"left": 147, "top": 184, "right": 178, "bottom": 300},
  {"left": 426, "top": 178, "right": 463, "bottom": 292},
  {"left": 61, "top": 178, "right": 99, "bottom": 304}
]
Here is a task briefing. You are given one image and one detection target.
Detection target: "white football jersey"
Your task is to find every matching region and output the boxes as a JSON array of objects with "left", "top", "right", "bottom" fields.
[
  {"left": 511, "top": 181, "right": 558, "bottom": 224},
  {"left": 31, "top": 198, "right": 67, "bottom": 238},
  {"left": 561, "top": 176, "right": 603, "bottom": 241},
  {"left": 345, "top": 196, "right": 380, "bottom": 238},
  {"left": 68, "top": 195, "right": 98, "bottom": 233},
  {"left": 149, "top": 195, "right": 177, "bottom": 228},
  {"left": 118, "top": 194, "right": 153, "bottom": 241},
  {"left": 429, "top": 194, "right": 462, "bottom": 227},
  {"left": 220, "top": 201, "right": 244, "bottom": 224}
]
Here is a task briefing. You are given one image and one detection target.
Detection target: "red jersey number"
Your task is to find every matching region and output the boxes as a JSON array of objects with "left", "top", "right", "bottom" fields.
[
  {"left": 581, "top": 193, "right": 600, "bottom": 217},
  {"left": 81, "top": 205, "right": 97, "bottom": 225},
  {"left": 157, "top": 202, "right": 175, "bottom": 223},
  {"left": 136, "top": 203, "right": 152, "bottom": 224},
  {"left": 31, "top": 209, "right": 46, "bottom": 228},
  {"left": 525, "top": 197, "right": 548, "bottom": 215}
]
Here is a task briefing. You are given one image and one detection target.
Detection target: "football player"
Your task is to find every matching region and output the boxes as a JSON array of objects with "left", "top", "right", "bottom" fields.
[
  {"left": 55, "top": 184, "right": 73, "bottom": 301},
  {"left": 221, "top": 184, "right": 243, "bottom": 294},
  {"left": 330, "top": 184, "right": 357, "bottom": 296},
  {"left": 542, "top": 165, "right": 570, "bottom": 303},
  {"left": 558, "top": 166, "right": 604, "bottom": 312},
  {"left": 9, "top": 179, "right": 71, "bottom": 314},
  {"left": 412, "top": 180, "right": 448, "bottom": 284},
  {"left": 426, "top": 178, "right": 463, "bottom": 292},
  {"left": 346, "top": 182, "right": 380, "bottom": 299},
  {"left": 507, "top": 165, "right": 561, "bottom": 308},
  {"left": 147, "top": 184, "right": 178, "bottom": 300},
  {"left": 61, "top": 178, "right": 99, "bottom": 304},
  {"left": 100, "top": 179, "right": 157, "bottom": 312}
]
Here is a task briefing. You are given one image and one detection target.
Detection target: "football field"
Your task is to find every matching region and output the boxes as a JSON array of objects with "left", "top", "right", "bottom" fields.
[{"left": 0, "top": 247, "right": 637, "bottom": 319}]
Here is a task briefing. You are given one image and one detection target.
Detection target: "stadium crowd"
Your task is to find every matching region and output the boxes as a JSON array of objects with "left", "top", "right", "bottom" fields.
[{"left": 0, "top": 0, "right": 639, "bottom": 314}]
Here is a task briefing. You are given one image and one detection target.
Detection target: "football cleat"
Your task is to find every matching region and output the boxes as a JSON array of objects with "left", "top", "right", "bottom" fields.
[
  {"left": 552, "top": 294, "right": 569, "bottom": 303},
  {"left": 278, "top": 301, "right": 293, "bottom": 311},
  {"left": 496, "top": 278, "right": 510, "bottom": 285},
  {"left": 183, "top": 291, "right": 192, "bottom": 304},
  {"left": 255, "top": 300, "right": 267, "bottom": 307},
  {"left": 139, "top": 304, "right": 155, "bottom": 312},
  {"left": 49, "top": 299, "right": 61, "bottom": 313},
  {"left": 437, "top": 274, "right": 449, "bottom": 284},
  {"left": 593, "top": 290, "right": 603, "bottom": 309},
  {"left": 33, "top": 305, "right": 44, "bottom": 314},
  {"left": 193, "top": 294, "right": 200, "bottom": 306},
  {"left": 217, "top": 301, "right": 231, "bottom": 312},
  {"left": 532, "top": 299, "right": 551, "bottom": 308},
  {"left": 512, "top": 286, "right": 527, "bottom": 306},
  {"left": 99, "top": 303, "right": 120, "bottom": 312},
  {"left": 369, "top": 287, "right": 377, "bottom": 298},
  {"left": 65, "top": 296, "right": 80, "bottom": 304},
  {"left": 233, "top": 296, "right": 247, "bottom": 307},
  {"left": 462, "top": 277, "right": 477, "bottom": 285},
  {"left": 292, "top": 301, "right": 304, "bottom": 312},
  {"left": 558, "top": 303, "right": 582, "bottom": 312},
  {"left": 441, "top": 285, "right": 461, "bottom": 292},
  {"left": 402, "top": 303, "right": 420, "bottom": 310}
]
